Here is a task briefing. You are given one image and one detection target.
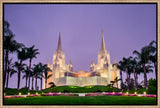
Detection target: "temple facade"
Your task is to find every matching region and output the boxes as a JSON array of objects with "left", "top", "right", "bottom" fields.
[{"left": 43, "top": 30, "right": 120, "bottom": 89}]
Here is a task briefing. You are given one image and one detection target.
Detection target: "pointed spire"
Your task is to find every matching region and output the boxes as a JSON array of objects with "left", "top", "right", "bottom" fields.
[
  {"left": 69, "top": 59, "right": 72, "bottom": 65},
  {"left": 47, "top": 60, "right": 50, "bottom": 67},
  {"left": 91, "top": 60, "right": 95, "bottom": 65},
  {"left": 114, "top": 59, "right": 117, "bottom": 64},
  {"left": 101, "top": 29, "right": 106, "bottom": 51},
  {"left": 57, "top": 32, "right": 62, "bottom": 50}
]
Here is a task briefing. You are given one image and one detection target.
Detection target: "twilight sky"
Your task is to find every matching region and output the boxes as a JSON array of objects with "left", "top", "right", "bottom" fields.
[{"left": 4, "top": 4, "right": 156, "bottom": 89}]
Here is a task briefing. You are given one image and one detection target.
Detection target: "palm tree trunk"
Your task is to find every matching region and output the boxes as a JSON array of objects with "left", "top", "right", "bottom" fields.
[
  {"left": 4, "top": 50, "right": 9, "bottom": 90},
  {"left": 6, "top": 64, "right": 10, "bottom": 88},
  {"left": 40, "top": 77, "right": 42, "bottom": 91},
  {"left": 126, "top": 68, "right": 129, "bottom": 91},
  {"left": 133, "top": 68, "right": 137, "bottom": 90},
  {"left": 26, "top": 76, "right": 28, "bottom": 88},
  {"left": 143, "top": 64, "right": 148, "bottom": 90},
  {"left": 32, "top": 77, "right": 34, "bottom": 90},
  {"left": 136, "top": 73, "right": 138, "bottom": 87},
  {"left": 128, "top": 74, "right": 131, "bottom": 88},
  {"left": 17, "top": 60, "right": 22, "bottom": 90},
  {"left": 120, "top": 70, "right": 123, "bottom": 89},
  {"left": 28, "top": 59, "right": 32, "bottom": 90},
  {"left": 35, "top": 77, "right": 37, "bottom": 91},
  {"left": 154, "top": 63, "right": 156, "bottom": 78},
  {"left": 45, "top": 78, "right": 47, "bottom": 89}
]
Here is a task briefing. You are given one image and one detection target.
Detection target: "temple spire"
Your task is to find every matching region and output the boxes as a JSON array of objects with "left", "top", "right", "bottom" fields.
[
  {"left": 69, "top": 60, "right": 72, "bottom": 65},
  {"left": 57, "top": 32, "right": 62, "bottom": 50},
  {"left": 101, "top": 29, "right": 106, "bottom": 51},
  {"left": 91, "top": 60, "right": 95, "bottom": 65},
  {"left": 47, "top": 60, "right": 50, "bottom": 66}
]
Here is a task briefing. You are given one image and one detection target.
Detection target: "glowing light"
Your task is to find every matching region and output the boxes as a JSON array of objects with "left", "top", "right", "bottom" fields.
[
  {"left": 112, "top": 92, "right": 115, "bottom": 94},
  {"left": 144, "top": 91, "right": 146, "bottom": 95},
  {"left": 126, "top": 92, "right": 128, "bottom": 95},
  {"left": 36, "top": 92, "right": 38, "bottom": 95},
  {"left": 134, "top": 92, "right": 137, "bottom": 95},
  {"left": 28, "top": 92, "right": 30, "bottom": 95},
  {"left": 4, "top": 92, "right": 6, "bottom": 96},
  {"left": 19, "top": 92, "right": 21, "bottom": 96}
]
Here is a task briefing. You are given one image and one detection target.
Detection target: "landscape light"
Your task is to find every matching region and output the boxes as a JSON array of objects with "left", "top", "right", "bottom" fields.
[
  {"left": 4, "top": 92, "right": 6, "bottom": 96},
  {"left": 112, "top": 92, "right": 115, "bottom": 94},
  {"left": 28, "top": 92, "right": 30, "bottom": 95},
  {"left": 144, "top": 91, "right": 146, "bottom": 95},
  {"left": 36, "top": 92, "right": 38, "bottom": 95},
  {"left": 134, "top": 92, "right": 137, "bottom": 95},
  {"left": 126, "top": 92, "right": 128, "bottom": 95},
  {"left": 19, "top": 92, "right": 21, "bottom": 96}
]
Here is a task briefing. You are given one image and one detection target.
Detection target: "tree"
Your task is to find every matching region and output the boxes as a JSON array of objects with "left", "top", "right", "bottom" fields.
[
  {"left": 4, "top": 21, "right": 24, "bottom": 89},
  {"left": 32, "top": 63, "right": 43, "bottom": 91},
  {"left": 30, "top": 70, "right": 35, "bottom": 90},
  {"left": 26, "top": 45, "right": 39, "bottom": 90},
  {"left": 49, "top": 82, "right": 56, "bottom": 92},
  {"left": 148, "top": 40, "right": 157, "bottom": 77},
  {"left": 43, "top": 64, "right": 52, "bottom": 89},
  {"left": 5, "top": 58, "right": 15, "bottom": 88},
  {"left": 113, "top": 60, "right": 124, "bottom": 89},
  {"left": 49, "top": 82, "right": 56, "bottom": 88},
  {"left": 114, "top": 76, "right": 121, "bottom": 89},
  {"left": 17, "top": 48, "right": 28, "bottom": 90},
  {"left": 22, "top": 66, "right": 30, "bottom": 88},
  {"left": 107, "top": 84, "right": 112, "bottom": 92},
  {"left": 133, "top": 45, "right": 154, "bottom": 90},
  {"left": 110, "top": 81, "right": 115, "bottom": 92},
  {"left": 121, "top": 57, "right": 132, "bottom": 91},
  {"left": 129, "top": 57, "right": 139, "bottom": 90},
  {"left": 10, "top": 61, "right": 26, "bottom": 90}
]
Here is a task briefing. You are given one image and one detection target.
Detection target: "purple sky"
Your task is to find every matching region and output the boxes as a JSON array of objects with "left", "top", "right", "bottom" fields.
[{"left": 4, "top": 4, "right": 156, "bottom": 89}]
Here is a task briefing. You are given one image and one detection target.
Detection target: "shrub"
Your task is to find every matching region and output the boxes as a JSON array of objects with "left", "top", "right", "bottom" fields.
[{"left": 147, "top": 78, "right": 157, "bottom": 94}]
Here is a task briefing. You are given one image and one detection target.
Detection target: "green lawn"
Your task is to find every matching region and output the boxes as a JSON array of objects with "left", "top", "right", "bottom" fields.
[{"left": 4, "top": 96, "right": 157, "bottom": 105}]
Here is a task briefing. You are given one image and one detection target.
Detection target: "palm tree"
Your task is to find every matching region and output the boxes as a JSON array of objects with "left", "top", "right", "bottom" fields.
[
  {"left": 114, "top": 76, "right": 121, "bottom": 89},
  {"left": 133, "top": 46, "right": 153, "bottom": 90},
  {"left": 43, "top": 64, "right": 52, "bottom": 89},
  {"left": 107, "top": 84, "right": 112, "bottom": 92},
  {"left": 148, "top": 40, "right": 157, "bottom": 77},
  {"left": 17, "top": 48, "right": 28, "bottom": 90},
  {"left": 22, "top": 66, "right": 30, "bottom": 88},
  {"left": 6, "top": 58, "right": 15, "bottom": 88},
  {"left": 4, "top": 21, "right": 24, "bottom": 89},
  {"left": 4, "top": 35, "right": 24, "bottom": 89},
  {"left": 49, "top": 82, "right": 56, "bottom": 92},
  {"left": 110, "top": 81, "right": 115, "bottom": 91},
  {"left": 122, "top": 57, "right": 132, "bottom": 91},
  {"left": 39, "top": 63, "right": 44, "bottom": 91},
  {"left": 113, "top": 60, "right": 124, "bottom": 89},
  {"left": 10, "top": 61, "right": 26, "bottom": 89},
  {"left": 26, "top": 45, "right": 39, "bottom": 90},
  {"left": 30, "top": 70, "right": 35, "bottom": 90},
  {"left": 33, "top": 63, "right": 42, "bottom": 91},
  {"left": 130, "top": 57, "right": 140, "bottom": 90},
  {"left": 49, "top": 82, "right": 56, "bottom": 88}
]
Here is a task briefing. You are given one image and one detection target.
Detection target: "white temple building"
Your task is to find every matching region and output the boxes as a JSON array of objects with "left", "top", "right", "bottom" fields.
[{"left": 43, "top": 30, "right": 120, "bottom": 88}]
